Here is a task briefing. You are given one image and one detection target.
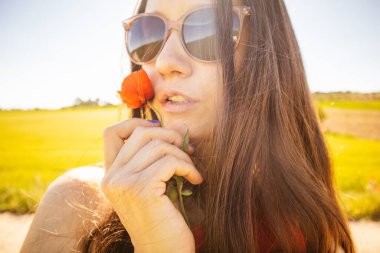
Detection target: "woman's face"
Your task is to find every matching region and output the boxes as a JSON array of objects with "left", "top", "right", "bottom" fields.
[{"left": 142, "top": 0, "right": 245, "bottom": 143}]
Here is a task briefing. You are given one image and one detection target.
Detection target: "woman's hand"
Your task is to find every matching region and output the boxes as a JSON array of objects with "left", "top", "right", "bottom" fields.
[{"left": 101, "top": 118, "right": 203, "bottom": 253}]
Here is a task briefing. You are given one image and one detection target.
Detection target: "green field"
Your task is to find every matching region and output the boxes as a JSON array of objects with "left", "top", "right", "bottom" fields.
[
  {"left": 0, "top": 107, "right": 123, "bottom": 213},
  {"left": 0, "top": 105, "right": 379, "bottom": 220},
  {"left": 318, "top": 100, "right": 380, "bottom": 111},
  {"left": 325, "top": 132, "right": 380, "bottom": 220}
]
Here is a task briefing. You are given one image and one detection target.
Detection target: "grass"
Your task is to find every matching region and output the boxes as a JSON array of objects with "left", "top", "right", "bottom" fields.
[
  {"left": 0, "top": 107, "right": 125, "bottom": 213},
  {"left": 325, "top": 132, "right": 380, "bottom": 220},
  {"left": 0, "top": 105, "right": 379, "bottom": 220}
]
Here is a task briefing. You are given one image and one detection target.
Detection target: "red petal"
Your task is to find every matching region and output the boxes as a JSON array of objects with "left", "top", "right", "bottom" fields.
[{"left": 118, "top": 69, "right": 154, "bottom": 109}]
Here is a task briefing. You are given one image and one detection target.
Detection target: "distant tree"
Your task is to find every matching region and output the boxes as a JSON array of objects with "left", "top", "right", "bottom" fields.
[
  {"left": 74, "top": 98, "right": 84, "bottom": 106},
  {"left": 72, "top": 97, "right": 100, "bottom": 107}
]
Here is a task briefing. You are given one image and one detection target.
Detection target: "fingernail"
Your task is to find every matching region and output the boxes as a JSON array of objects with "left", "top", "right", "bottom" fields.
[{"left": 148, "top": 119, "right": 159, "bottom": 124}]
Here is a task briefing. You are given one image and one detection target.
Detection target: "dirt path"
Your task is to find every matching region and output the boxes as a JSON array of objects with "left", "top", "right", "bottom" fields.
[
  {"left": 322, "top": 108, "right": 380, "bottom": 140},
  {"left": 0, "top": 213, "right": 379, "bottom": 253},
  {"left": 0, "top": 213, "right": 34, "bottom": 253},
  {"left": 350, "top": 221, "right": 380, "bottom": 253}
]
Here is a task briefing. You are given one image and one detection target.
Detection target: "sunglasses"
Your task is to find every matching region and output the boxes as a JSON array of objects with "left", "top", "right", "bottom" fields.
[{"left": 122, "top": 5, "right": 251, "bottom": 64}]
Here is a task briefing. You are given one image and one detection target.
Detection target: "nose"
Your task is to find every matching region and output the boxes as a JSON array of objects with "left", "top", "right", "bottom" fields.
[{"left": 155, "top": 30, "right": 192, "bottom": 79}]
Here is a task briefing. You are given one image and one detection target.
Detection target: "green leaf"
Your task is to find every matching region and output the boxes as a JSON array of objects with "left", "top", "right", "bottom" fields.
[
  {"left": 181, "top": 188, "right": 193, "bottom": 196},
  {"left": 166, "top": 181, "right": 178, "bottom": 202},
  {"left": 182, "top": 128, "right": 189, "bottom": 152},
  {"left": 168, "top": 188, "right": 178, "bottom": 202}
]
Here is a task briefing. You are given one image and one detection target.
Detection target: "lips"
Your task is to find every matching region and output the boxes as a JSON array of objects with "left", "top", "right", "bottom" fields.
[
  {"left": 157, "top": 90, "right": 198, "bottom": 103},
  {"left": 157, "top": 90, "right": 199, "bottom": 113}
]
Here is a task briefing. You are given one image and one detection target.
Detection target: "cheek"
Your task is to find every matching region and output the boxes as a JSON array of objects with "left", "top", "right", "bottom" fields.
[
  {"left": 198, "top": 67, "right": 223, "bottom": 131},
  {"left": 200, "top": 65, "right": 223, "bottom": 112}
]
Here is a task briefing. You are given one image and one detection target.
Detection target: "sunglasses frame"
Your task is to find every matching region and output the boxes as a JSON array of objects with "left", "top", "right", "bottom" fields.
[{"left": 122, "top": 5, "right": 251, "bottom": 64}]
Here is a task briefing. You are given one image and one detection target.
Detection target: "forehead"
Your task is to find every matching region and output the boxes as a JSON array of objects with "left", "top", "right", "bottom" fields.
[{"left": 145, "top": 0, "right": 243, "bottom": 19}]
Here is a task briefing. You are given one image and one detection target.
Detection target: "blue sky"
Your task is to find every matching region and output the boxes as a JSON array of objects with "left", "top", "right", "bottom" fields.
[{"left": 0, "top": 0, "right": 379, "bottom": 109}]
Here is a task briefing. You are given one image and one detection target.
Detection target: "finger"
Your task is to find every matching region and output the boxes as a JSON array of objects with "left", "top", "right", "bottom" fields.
[
  {"left": 143, "top": 155, "right": 204, "bottom": 187},
  {"left": 123, "top": 139, "right": 194, "bottom": 174},
  {"left": 103, "top": 118, "right": 160, "bottom": 170},
  {"left": 112, "top": 126, "right": 194, "bottom": 169}
]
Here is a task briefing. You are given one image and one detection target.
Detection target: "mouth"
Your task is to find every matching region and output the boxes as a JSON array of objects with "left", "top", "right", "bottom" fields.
[{"left": 158, "top": 90, "right": 199, "bottom": 113}]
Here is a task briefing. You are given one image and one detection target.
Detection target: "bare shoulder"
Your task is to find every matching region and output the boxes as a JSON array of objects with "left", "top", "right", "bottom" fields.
[{"left": 20, "top": 166, "right": 112, "bottom": 253}]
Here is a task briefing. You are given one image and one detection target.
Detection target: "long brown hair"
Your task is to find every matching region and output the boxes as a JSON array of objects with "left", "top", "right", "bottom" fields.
[{"left": 78, "top": 0, "right": 356, "bottom": 252}]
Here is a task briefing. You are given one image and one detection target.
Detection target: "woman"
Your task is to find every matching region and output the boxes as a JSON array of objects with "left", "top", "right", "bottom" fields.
[{"left": 21, "top": 0, "right": 356, "bottom": 252}]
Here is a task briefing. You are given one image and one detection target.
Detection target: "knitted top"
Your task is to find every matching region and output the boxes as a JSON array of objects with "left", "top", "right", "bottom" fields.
[{"left": 190, "top": 220, "right": 306, "bottom": 253}]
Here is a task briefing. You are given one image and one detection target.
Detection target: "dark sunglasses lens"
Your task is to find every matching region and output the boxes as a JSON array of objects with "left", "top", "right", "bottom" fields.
[
  {"left": 183, "top": 8, "right": 218, "bottom": 61},
  {"left": 127, "top": 16, "right": 166, "bottom": 63},
  {"left": 183, "top": 8, "right": 241, "bottom": 61}
]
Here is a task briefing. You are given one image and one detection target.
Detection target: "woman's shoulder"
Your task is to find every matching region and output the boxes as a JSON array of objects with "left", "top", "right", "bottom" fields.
[{"left": 20, "top": 165, "right": 112, "bottom": 253}]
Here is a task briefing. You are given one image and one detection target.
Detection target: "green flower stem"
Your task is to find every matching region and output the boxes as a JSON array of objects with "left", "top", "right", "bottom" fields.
[
  {"left": 174, "top": 176, "right": 190, "bottom": 226},
  {"left": 146, "top": 101, "right": 163, "bottom": 126},
  {"left": 145, "top": 101, "right": 192, "bottom": 227}
]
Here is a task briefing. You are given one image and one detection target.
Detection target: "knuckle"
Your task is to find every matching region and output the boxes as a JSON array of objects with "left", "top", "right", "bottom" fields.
[
  {"left": 164, "top": 130, "right": 183, "bottom": 147},
  {"left": 102, "top": 125, "right": 115, "bottom": 138},
  {"left": 133, "top": 126, "right": 146, "bottom": 139},
  {"left": 166, "top": 143, "right": 192, "bottom": 162},
  {"left": 134, "top": 125, "right": 145, "bottom": 133},
  {"left": 154, "top": 142, "right": 193, "bottom": 163},
  {"left": 163, "top": 154, "right": 177, "bottom": 164},
  {"left": 174, "top": 132, "right": 185, "bottom": 145},
  {"left": 151, "top": 138, "right": 164, "bottom": 147}
]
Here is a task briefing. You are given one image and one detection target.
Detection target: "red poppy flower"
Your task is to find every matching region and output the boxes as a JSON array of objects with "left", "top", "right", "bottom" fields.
[{"left": 117, "top": 69, "right": 154, "bottom": 109}]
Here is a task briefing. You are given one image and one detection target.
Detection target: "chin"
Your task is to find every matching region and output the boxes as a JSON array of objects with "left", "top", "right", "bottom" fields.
[
  {"left": 162, "top": 118, "right": 210, "bottom": 144},
  {"left": 162, "top": 118, "right": 192, "bottom": 136}
]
